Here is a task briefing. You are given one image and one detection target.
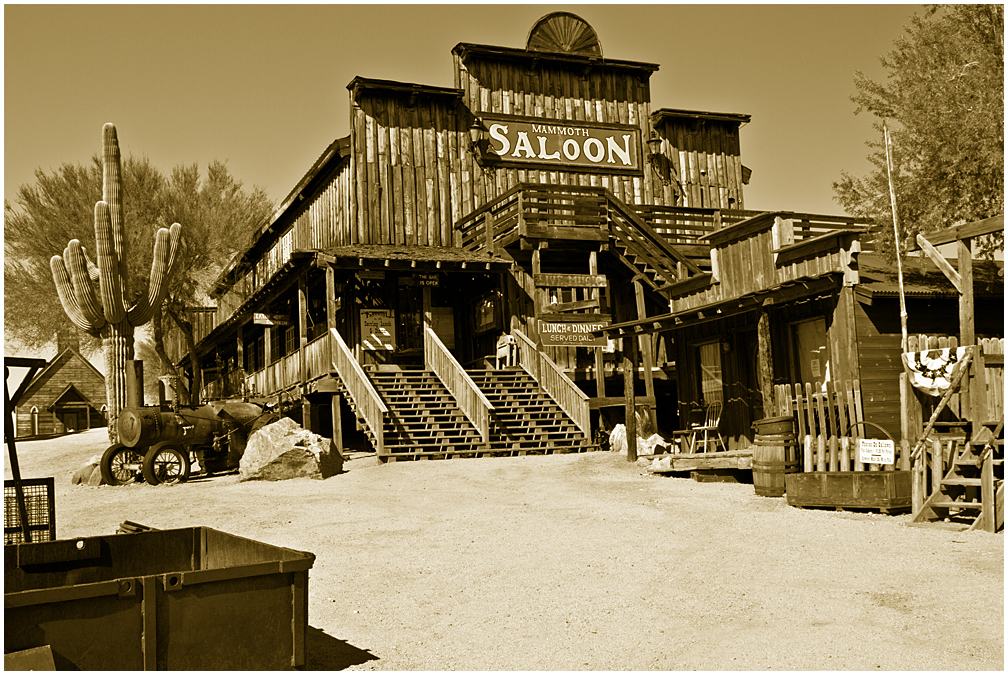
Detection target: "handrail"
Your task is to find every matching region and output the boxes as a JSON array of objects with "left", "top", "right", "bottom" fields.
[
  {"left": 329, "top": 328, "right": 386, "bottom": 455},
  {"left": 512, "top": 328, "right": 590, "bottom": 437},
  {"left": 424, "top": 324, "right": 493, "bottom": 444}
]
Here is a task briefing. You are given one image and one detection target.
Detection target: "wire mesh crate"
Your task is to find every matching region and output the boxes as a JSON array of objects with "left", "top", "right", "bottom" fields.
[{"left": 4, "top": 477, "right": 56, "bottom": 544}]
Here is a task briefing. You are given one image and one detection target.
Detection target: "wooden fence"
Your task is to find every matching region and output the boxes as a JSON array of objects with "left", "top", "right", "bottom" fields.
[{"left": 773, "top": 379, "right": 906, "bottom": 472}]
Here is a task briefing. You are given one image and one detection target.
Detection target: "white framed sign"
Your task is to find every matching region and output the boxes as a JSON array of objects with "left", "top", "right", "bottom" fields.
[
  {"left": 361, "top": 309, "right": 395, "bottom": 351},
  {"left": 858, "top": 438, "right": 895, "bottom": 465}
]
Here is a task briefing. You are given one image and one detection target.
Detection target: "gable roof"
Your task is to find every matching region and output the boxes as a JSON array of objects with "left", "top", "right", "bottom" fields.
[
  {"left": 15, "top": 348, "right": 105, "bottom": 407},
  {"left": 46, "top": 383, "right": 98, "bottom": 411}
]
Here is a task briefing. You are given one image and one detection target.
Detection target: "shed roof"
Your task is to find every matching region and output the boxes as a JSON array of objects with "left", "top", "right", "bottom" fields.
[
  {"left": 856, "top": 252, "right": 1004, "bottom": 299},
  {"left": 652, "top": 108, "right": 751, "bottom": 126}
]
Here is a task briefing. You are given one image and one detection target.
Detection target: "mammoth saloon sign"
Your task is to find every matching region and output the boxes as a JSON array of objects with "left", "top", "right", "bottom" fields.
[{"left": 480, "top": 114, "right": 641, "bottom": 174}]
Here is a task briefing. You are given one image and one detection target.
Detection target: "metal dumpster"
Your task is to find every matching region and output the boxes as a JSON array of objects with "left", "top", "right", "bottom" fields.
[{"left": 4, "top": 526, "right": 315, "bottom": 670}]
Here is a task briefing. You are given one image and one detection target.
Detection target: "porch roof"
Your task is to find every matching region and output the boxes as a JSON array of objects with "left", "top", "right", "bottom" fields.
[
  {"left": 46, "top": 383, "right": 97, "bottom": 411},
  {"left": 596, "top": 275, "right": 841, "bottom": 338}
]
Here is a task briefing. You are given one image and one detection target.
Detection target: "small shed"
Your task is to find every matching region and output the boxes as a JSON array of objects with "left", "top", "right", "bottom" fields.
[{"left": 13, "top": 339, "right": 106, "bottom": 438}]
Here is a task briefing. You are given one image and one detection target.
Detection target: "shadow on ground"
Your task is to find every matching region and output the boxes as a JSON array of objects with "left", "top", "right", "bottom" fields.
[{"left": 305, "top": 626, "right": 378, "bottom": 670}]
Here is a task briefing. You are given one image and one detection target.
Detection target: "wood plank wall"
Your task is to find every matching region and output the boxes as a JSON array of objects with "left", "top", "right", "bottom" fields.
[
  {"left": 653, "top": 117, "right": 745, "bottom": 210},
  {"left": 215, "top": 164, "right": 352, "bottom": 325},
  {"left": 454, "top": 54, "right": 661, "bottom": 208},
  {"left": 349, "top": 90, "right": 470, "bottom": 248}
]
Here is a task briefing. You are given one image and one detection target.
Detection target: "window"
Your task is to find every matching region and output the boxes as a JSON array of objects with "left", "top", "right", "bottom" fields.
[
  {"left": 792, "top": 317, "right": 830, "bottom": 391},
  {"left": 30, "top": 407, "right": 39, "bottom": 436},
  {"left": 696, "top": 341, "right": 723, "bottom": 404}
]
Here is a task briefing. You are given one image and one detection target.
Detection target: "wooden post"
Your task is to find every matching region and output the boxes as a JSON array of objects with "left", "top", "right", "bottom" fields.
[
  {"left": 623, "top": 335, "right": 638, "bottom": 462},
  {"left": 589, "top": 251, "right": 606, "bottom": 398},
  {"left": 633, "top": 279, "right": 656, "bottom": 422},
  {"left": 299, "top": 273, "right": 311, "bottom": 431},
  {"left": 331, "top": 393, "right": 344, "bottom": 456},
  {"left": 958, "top": 239, "right": 974, "bottom": 347},
  {"left": 980, "top": 448, "right": 994, "bottom": 532},
  {"left": 757, "top": 308, "right": 774, "bottom": 415}
]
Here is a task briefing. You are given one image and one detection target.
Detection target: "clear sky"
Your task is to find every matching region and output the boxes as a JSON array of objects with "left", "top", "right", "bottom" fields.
[{"left": 5, "top": 3, "right": 922, "bottom": 218}]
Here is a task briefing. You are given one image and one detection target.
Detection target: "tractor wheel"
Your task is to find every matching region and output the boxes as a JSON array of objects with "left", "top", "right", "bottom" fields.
[
  {"left": 100, "top": 444, "right": 145, "bottom": 486},
  {"left": 141, "top": 442, "right": 191, "bottom": 486}
]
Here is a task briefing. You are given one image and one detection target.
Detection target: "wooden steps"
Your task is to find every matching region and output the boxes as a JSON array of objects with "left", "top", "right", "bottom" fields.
[
  {"left": 329, "top": 366, "right": 594, "bottom": 461},
  {"left": 913, "top": 421, "right": 1003, "bottom": 531},
  {"left": 467, "top": 368, "right": 594, "bottom": 455}
]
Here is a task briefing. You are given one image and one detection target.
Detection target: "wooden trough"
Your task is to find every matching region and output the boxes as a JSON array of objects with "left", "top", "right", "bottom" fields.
[{"left": 784, "top": 471, "right": 912, "bottom": 512}]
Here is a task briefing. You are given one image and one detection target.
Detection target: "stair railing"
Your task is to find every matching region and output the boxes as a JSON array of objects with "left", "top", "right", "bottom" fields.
[
  {"left": 513, "top": 328, "right": 590, "bottom": 437},
  {"left": 424, "top": 324, "right": 493, "bottom": 444},
  {"left": 329, "top": 328, "right": 387, "bottom": 455}
]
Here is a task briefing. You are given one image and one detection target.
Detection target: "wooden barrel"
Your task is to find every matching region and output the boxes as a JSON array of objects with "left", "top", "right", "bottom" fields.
[{"left": 753, "top": 432, "right": 800, "bottom": 497}]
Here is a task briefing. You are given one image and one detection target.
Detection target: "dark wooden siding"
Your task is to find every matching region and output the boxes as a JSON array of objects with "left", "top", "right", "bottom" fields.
[
  {"left": 654, "top": 117, "right": 745, "bottom": 209},
  {"left": 349, "top": 91, "right": 469, "bottom": 248}
]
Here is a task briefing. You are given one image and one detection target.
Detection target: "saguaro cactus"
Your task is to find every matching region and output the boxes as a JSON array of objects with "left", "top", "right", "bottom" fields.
[{"left": 51, "top": 123, "right": 181, "bottom": 441}]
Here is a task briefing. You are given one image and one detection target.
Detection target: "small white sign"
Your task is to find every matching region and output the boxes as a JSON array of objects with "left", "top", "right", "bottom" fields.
[{"left": 858, "top": 438, "right": 895, "bottom": 465}]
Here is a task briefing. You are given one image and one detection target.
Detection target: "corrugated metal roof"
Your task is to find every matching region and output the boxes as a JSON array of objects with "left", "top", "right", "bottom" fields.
[{"left": 856, "top": 252, "right": 1004, "bottom": 297}]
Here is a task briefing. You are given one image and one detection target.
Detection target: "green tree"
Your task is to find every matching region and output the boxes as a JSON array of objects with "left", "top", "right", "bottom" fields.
[
  {"left": 833, "top": 4, "right": 1003, "bottom": 257},
  {"left": 5, "top": 155, "right": 273, "bottom": 406}
]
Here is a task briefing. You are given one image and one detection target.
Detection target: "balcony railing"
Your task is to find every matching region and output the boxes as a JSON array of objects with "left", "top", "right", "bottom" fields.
[{"left": 513, "top": 327, "right": 590, "bottom": 437}]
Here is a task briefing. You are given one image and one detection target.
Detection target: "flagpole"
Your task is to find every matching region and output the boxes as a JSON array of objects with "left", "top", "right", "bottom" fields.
[{"left": 884, "top": 120, "right": 908, "bottom": 352}]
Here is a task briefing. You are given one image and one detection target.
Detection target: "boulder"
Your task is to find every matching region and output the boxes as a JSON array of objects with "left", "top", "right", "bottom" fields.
[
  {"left": 71, "top": 463, "right": 95, "bottom": 485},
  {"left": 86, "top": 464, "right": 106, "bottom": 486},
  {"left": 239, "top": 417, "right": 343, "bottom": 481}
]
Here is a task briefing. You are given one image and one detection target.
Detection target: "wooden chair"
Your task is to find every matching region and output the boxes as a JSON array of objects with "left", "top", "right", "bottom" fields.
[{"left": 674, "top": 400, "right": 727, "bottom": 454}]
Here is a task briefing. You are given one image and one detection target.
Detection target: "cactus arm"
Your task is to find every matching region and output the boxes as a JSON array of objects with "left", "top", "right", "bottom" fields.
[
  {"left": 65, "top": 239, "right": 106, "bottom": 328},
  {"left": 94, "top": 201, "right": 127, "bottom": 324},
  {"left": 101, "top": 123, "right": 130, "bottom": 306},
  {"left": 51, "top": 254, "right": 101, "bottom": 337},
  {"left": 81, "top": 247, "right": 100, "bottom": 284},
  {"left": 128, "top": 223, "right": 182, "bottom": 326}
]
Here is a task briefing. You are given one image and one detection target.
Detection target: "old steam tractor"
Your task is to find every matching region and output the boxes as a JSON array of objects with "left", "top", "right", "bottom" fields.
[{"left": 99, "top": 401, "right": 268, "bottom": 485}]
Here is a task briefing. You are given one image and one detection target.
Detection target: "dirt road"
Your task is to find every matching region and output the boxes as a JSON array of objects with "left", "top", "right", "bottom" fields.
[{"left": 6, "top": 428, "right": 1004, "bottom": 670}]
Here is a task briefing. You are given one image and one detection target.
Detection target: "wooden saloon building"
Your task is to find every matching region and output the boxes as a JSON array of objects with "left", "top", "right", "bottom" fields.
[{"left": 173, "top": 12, "right": 986, "bottom": 465}]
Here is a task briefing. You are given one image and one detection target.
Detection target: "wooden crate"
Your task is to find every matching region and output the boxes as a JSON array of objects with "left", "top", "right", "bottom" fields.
[{"left": 784, "top": 471, "right": 912, "bottom": 512}]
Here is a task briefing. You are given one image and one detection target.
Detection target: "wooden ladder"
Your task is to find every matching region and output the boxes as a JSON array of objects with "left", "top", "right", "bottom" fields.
[{"left": 912, "top": 421, "right": 1003, "bottom": 531}]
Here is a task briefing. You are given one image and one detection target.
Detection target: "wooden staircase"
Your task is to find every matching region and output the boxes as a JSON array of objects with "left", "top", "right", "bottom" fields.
[
  {"left": 369, "top": 368, "right": 483, "bottom": 460},
  {"left": 467, "top": 368, "right": 595, "bottom": 455},
  {"left": 912, "top": 421, "right": 1003, "bottom": 531},
  {"left": 330, "top": 366, "right": 594, "bottom": 461}
]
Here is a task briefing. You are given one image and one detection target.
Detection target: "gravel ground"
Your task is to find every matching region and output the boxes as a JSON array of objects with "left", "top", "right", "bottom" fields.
[{"left": 6, "top": 428, "right": 1004, "bottom": 670}]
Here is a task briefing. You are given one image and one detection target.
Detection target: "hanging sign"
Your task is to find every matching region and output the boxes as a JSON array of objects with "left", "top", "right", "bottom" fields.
[
  {"left": 481, "top": 114, "right": 641, "bottom": 173},
  {"left": 858, "top": 438, "right": 895, "bottom": 465},
  {"left": 253, "top": 313, "right": 291, "bottom": 326},
  {"left": 538, "top": 319, "right": 610, "bottom": 347},
  {"left": 361, "top": 309, "right": 396, "bottom": 351}
]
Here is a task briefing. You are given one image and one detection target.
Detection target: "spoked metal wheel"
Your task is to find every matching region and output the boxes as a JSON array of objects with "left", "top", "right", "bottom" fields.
[
  {"left": 141, "top": 442, "right": 191, "bottom": 486},
  {"left": 100, "top": 444, "right": 145, "bottom": 485}
]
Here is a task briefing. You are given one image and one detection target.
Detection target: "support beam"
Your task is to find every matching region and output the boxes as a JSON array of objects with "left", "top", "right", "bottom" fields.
[
  {"left": 915, "top": 234, "right": 961, "bottom": 293},
  {"left": 757, "top": 310, "right": 774, "bottom": 413},
  {"left": 633, "top": 280, "right": 656, "bottom": 419},
  {"left": 589, "top": 251, "right": 606, "bottom": 399},
  {"left": 958, "top": 239, "right": 974, "bottom": 346},
  {"left": 298, "top": 273, "right": 310, "bottom": 430},
  {"left": 623, "top": 336, "right": 638, "bottom": 462}
]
